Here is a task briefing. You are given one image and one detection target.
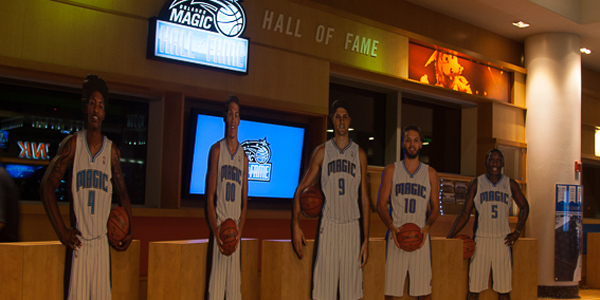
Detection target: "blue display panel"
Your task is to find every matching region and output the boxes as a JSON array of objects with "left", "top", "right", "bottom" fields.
[{"left": 189, "top": 113, "right": 305, "bottom": 199}]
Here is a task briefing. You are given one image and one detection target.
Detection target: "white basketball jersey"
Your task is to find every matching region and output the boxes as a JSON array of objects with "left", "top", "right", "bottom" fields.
[
  {"left": 390, "top": 161, "right": 431, "bottom": 228},
  {"left": 321, "top": 139, "right": 361, "bottom": 223},
  {"left": 71, "top": 130, "right": 113, "bottom": 240},
  {"left": 216, "top": 139, "right": 245, "bottom": 223},
  {"left": 473, "top": 174, "right": 513, "bottom": 238}
]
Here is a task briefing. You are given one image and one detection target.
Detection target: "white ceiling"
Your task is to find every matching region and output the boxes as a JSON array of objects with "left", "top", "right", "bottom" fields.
[{"left": 405, "top": 0, "right": 600, "bottom": 72}]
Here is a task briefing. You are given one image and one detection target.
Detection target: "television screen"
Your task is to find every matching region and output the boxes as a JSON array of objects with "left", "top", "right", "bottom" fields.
[
  {"left": 0, "top": 130, "right": 8, "bottom": 149},
  {"left": 188, "top": 112, "right": 306, "bottom": 199},
  {"left": 4, "top": 163, "right": 43, "bottom": 179}
]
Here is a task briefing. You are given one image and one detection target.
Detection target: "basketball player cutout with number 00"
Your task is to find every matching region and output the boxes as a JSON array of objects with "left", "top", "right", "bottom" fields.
[
  {"left": 292, "top": 100, "right": 371, "bottom": 300},
  {"left": 40, "top": 74, "right": 134, "bottom": 300},
  {"left": 205, "top": 95, "right": 248, "bottom": 300},
  {"left": 377, "top": 125, "right": 440, "bottom": 300},
  {"left": 447, "top": 149, "right": 529, "bottom": 300}
]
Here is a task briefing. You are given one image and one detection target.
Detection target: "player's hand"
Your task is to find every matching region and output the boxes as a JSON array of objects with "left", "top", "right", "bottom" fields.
[
  {"left": 59, "top": 227, "right": 82, "bottom": 250},
  {"left": 359, "top": 241, "right": 369, "bottom": 268},
  {"left": 114, "top": 233, "right": 133, "bottom": 251},
  {"left": 292, "top": 224, "right": 307, "bottom": 259},
  {"left": 391, "top": 227, "right": 401, "bottom": 249},
  {"left": 505, "top": 230, "right": 520, "bottom": 247},
  {"left": 215, "top": 224, "right": 227, "bottom": 254},
  {"left": 419, "top": 226, "right": 430, "bottom": 249}
]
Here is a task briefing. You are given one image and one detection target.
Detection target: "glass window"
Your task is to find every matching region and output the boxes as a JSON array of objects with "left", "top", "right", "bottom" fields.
[
  {"left": 0, "top": 79, "right": 148, "bottom": 205},
  {"left": 329, "top": 83, "right": 386, "bottom": 166},
  {"left": 401, "top": 97, "right": 461, "bottom": 174}
]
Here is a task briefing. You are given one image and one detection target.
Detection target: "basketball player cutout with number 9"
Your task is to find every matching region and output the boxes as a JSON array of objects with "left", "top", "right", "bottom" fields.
[
  {"left": 447, "top": 149, "right": 529, "bottom": 300},
  {"left": 292, "top": 100, "right": 371, "bottom": 300},
  {"left": 377, "top": 125, "right": 441, "bottom": 300},
  {"left": 205, "top": 95, "right": 248, "bottom": 300},
  {"left": 40, "top": 75, "right": 134, "bottom": 300}
]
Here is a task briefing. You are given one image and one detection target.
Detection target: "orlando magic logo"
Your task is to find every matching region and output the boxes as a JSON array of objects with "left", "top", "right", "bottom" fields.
[
  {"left": 241, "top": 138, "right": 272, "bottom": 182},
  {"left": 164, "top": 0, "right": 247, "bottom": 38}
]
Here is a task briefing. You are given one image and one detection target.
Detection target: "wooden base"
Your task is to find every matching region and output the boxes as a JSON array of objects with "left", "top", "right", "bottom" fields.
[
  {"left": 0, "top": 240, "right": 140, "bottom": 300},
  {"left": 587, "top": 233, "right": 600, "bottom": 288},
  {"left": 147, "top": 238, "right": 258, "bottom": 300}
]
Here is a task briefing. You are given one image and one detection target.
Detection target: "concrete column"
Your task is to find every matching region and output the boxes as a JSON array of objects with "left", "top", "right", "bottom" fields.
[{"left": 525, "top": 33, "right": 581, "bottom": 297}]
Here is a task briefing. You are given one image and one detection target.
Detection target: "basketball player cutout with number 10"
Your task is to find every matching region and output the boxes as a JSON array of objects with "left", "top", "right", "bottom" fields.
[
  {"left": 377, "top": 125, "right": 441, "bottom": 300},
  {"left": 205, "top": 95, "right": 248, "bottom": 300},
  {"left": 447, "top": 149, "right": 529, "bottom": 300},
  {"left": 40, "top": 74, "right": 133, "bottom": 300},
  {"left": 292, "top": 100, "right": 371, "bottom": 300}
]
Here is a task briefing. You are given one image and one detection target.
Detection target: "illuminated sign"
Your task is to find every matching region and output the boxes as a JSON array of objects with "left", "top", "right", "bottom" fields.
[
  {"left": 409, "top": 42, "right": 511, "bottom": 102},
  {"left": 18, "top": 141, "right": 50, "bottom": 160},
  {"left": 148, "top": 0, "right": 249, "bottom": 73}
]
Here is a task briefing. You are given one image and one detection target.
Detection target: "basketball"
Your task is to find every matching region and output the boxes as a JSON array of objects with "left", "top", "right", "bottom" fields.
[
  {"left": 396, "top": 223, "right": 423, "bottom": 252},
  {"left": 219, "top": 218, "right": 238, "bottom": 256},
  {"left": 107, "top": 206, "right": 129, "bottom": 247},
  {"left": 216, "top": 4, "right": 245, "bottom": 37},
  {"left": 456, "top": 234, "right": 475, "bottom": 259},
  {"left": 300, "top": 185, "right": 324, "bottom": 218}
]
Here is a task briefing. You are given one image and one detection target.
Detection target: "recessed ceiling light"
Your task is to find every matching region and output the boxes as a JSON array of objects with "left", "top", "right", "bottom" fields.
[
  {"left": 512, "top": 21, "right": 530, "bottom": 29},
  {"left": 581, "top": 47, "right": 592, "bottom": 55}
]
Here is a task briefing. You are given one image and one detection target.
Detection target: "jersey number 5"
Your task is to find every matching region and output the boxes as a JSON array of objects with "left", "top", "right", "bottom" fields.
[{"left": 491, "top": 205, "right": 498, "bottom": 219}]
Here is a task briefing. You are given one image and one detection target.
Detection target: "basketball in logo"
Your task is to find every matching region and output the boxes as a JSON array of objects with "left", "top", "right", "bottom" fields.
[
  {"left": 255, "top": 147, "right": 270, "bottom": 164},
  {"left": 216, "top": 3, "right": 245, "bottom": 37}
]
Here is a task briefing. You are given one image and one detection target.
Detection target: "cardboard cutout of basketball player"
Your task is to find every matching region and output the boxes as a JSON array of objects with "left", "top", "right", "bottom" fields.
[
  {"left": 377, "top": 125, "right": 440, "bottom": 300},
  {"left": 447, "top": 149, "right": 529, "bottom": 300},
  {"left": 292, "top": 100, "right": 370, "bottom": 300},
  {"left": 205, "top": 95, "right": 249, "bottom": 300},
  {"left": 40, "top": 74, "right": 133, "bottom": 299}
]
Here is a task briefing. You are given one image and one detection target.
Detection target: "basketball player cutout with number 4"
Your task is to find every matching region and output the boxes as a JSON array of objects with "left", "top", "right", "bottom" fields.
[
  {"left": 377, "top": 125, "right": 440, "bottom": 300},
  {"left": 205, "top": 95, "right": 248, "bottom": 300},
  {"left": 292, "top": 100, "right": 371, "bottom": 300},
  {"left": 40, "top": 75, "right": 133, "bottom": 300},
  {"left": 447, "top": 149, "right": 529, "bottom": 300}
]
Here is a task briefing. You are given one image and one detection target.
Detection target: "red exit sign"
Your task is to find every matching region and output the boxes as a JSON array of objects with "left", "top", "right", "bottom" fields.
[{"left": 18, "top": 141, "right": 50, "bottom": 160}]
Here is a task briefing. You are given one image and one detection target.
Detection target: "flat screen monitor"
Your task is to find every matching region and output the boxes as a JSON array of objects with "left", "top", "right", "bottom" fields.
[
  {"left": 4, "top": 163, "right": 43, "bottom": 179},
  {"left": 186, "top": 110, "right": 306, "bottom": 200}
]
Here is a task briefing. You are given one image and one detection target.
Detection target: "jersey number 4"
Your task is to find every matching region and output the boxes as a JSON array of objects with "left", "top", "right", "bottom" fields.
[{"left": 88, "top": 190, "right": 95, "bottom": 214}]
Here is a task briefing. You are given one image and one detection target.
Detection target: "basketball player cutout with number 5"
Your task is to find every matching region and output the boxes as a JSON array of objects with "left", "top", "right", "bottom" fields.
[
  {"left": 40, "top": 75, "right": 134, "bottom": 300},
  {"left": 205, "top": 95, "right": 248, "bottom": 300},
  {"left": 292, "top": 100, "right": 371, "bottom": 300},
  {"left": 377, "top": 125, "right": 440, "bottom": 300},
  {"left": 447, "top": 149, "right": 529, "bottom": 300}
]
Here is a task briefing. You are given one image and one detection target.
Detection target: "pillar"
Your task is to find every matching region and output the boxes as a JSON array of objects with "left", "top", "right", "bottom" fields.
[{"left": 525, "top": 33, "right": 581, "bottom": 298}]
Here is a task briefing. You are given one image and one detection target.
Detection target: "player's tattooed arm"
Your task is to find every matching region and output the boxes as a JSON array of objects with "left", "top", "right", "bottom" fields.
[
  {"left": 111, "top": 142, "right": 133, "bottom": 251},
  {"left": 505, "top": 178, "right": 529, "bottom": 246},
  {"left": 447, "top": 178, "right": 477, "bottom": 239},
  {"left": 40, "top": 135, "right": 81, "bottom": 250}
]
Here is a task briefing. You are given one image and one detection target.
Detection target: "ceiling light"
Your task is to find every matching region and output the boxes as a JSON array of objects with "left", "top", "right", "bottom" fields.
[
  {"left": 581, "top": 48, "right": 592, "bottom": 55},
  {"left": 512, "top": 21, "right": 529, "bottom": 29},
  {"left": 368, "top": 137, "right": 375, "bottom": 141}
]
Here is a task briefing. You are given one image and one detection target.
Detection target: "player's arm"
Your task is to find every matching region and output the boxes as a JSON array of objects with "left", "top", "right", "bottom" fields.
[
  {"left": 358, "top": 147, "right": 370, "bottom": 268},
  {"left": 377, "top": 164, "right": 399, "bottom": 246},
  {"left": 40, "top": 135, "right": 80, "bottom": 250},
  {"left": 446, "top": 178, "right": 477, "bottom": 238},
  {"left": 111, "top": 143, "right": 133, "bottom": 251},
  {"left": 421, "top": 167, "right": 441, "bottom": 247},
  {"left": 291, "top": 144, "right": 324, "bottom": 259},
  {"left": 205, "top": 143, "right": 225, "bottom": 252},
  {"left": 235, "top": 154, "right": 249, "bottom": 252},
  {"left": 505, "top": 179, "right": 530, "bottom": 246}
]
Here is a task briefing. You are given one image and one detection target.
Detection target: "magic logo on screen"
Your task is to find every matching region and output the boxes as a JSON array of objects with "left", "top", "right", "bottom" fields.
[
  {"left": 241, "top": 138, "right": 272, "bottom": 182},
  {"left": 148, "top": 0, "right": 249, "bottom": 73}
]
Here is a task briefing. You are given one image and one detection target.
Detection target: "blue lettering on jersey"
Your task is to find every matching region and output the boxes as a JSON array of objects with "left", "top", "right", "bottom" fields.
[
  {"left": 76, "top": 169, "right": 109, "bottom": 192},
  {"left": 220, "top": 165, "right": 242, "bottom": 184},
  {"left": 395, "top": 183, "right": 427, "bottom": 198},
  {"left": 479, "top": 191, "right": 509, "bottom": 204},
  {"left": 327, "top": 159, "right": 356, "bottom": 177}
]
